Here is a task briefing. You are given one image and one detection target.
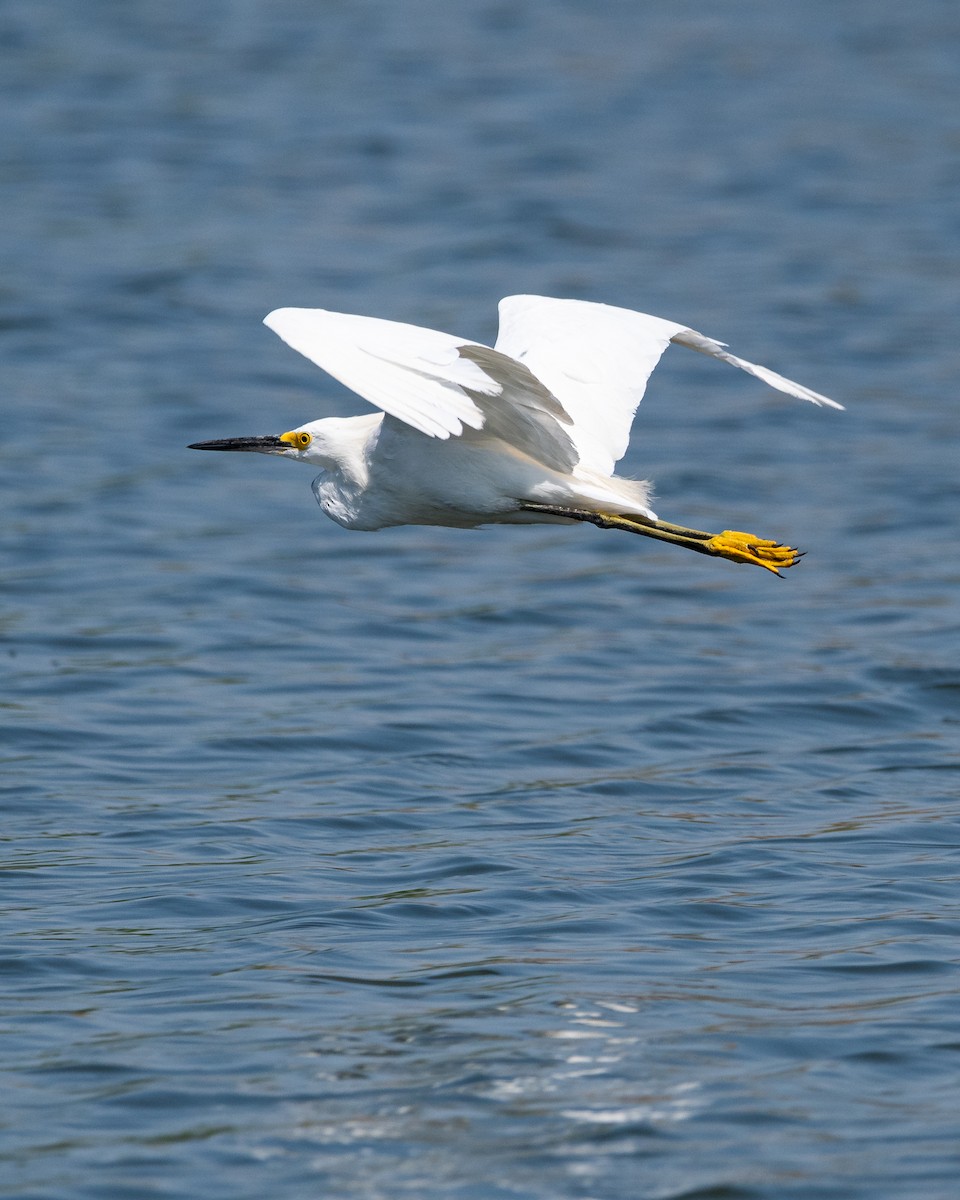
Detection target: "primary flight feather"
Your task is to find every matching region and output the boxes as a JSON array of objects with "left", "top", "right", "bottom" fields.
[{"left": 190, "top": 295, "right": 841, "bottom": 575}]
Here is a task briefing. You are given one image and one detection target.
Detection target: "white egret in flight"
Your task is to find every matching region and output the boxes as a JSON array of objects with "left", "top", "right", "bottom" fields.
[{"left": 190, "top": 296, "right": 841, "bottom": 575}]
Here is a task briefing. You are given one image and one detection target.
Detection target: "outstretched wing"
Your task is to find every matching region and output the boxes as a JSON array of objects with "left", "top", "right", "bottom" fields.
[
  {"left": 495, "top": 296, "right": 842, "bottom": 476},
  {"left": 263, "top": 307, "right": 577, "bottom": 472}
]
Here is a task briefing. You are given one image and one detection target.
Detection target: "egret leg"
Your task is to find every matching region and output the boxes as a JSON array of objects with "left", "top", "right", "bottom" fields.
[{"left": 518, "top": 502, "right": 801, "bottom": 576}]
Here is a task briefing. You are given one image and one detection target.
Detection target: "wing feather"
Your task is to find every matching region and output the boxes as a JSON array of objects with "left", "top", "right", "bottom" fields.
[
  {"left": 495, "top": 296, "right": 683, "bottom": 476},
  {"left": 263, "top": 307, "right": 577, "bottom": 469},
  {"left": 495, "top": 295, "right": 842, "bottom": 476},
  {"left": 264, "top": 308, "right": 488, "bottom": 438},
  {"left": 668, "top": 329, "right": 842, "bottom": 409},
  {"left": 457, "top": 344, "right": 576, "bottom": 472}
]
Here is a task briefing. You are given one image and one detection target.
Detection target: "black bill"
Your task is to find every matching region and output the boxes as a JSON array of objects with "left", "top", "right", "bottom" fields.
[{"left": 188, "top": 436, "right": 286, "bottom": 452}]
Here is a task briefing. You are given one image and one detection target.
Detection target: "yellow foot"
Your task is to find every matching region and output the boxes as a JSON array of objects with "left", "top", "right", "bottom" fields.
[{"left": 704, "top": 530, "right": 802, "bottom": 576}]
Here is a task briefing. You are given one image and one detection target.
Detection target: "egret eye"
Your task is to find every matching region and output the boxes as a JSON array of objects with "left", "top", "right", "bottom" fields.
[{"left": 280, "top": 430, "right": 313, "bottom": 449}]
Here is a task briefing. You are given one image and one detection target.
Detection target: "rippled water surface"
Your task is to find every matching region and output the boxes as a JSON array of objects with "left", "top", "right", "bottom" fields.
[{"left": 3, "top": 2, "right": 960, "bottom": 1197}]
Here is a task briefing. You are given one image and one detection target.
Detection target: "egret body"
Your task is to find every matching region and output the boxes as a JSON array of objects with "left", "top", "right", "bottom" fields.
[{"left": 190, "top": 296, "right": 841, "bottom": 574}]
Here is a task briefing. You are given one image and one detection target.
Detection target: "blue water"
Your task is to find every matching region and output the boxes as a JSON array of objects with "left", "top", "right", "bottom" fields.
[{"left": 3, "top": 2, "right": 959, "bottom": 1197}]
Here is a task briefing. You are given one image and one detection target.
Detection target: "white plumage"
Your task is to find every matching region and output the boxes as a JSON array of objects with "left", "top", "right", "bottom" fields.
[{"left": 190, "top": 295, "right": 841, "bottom": 575}]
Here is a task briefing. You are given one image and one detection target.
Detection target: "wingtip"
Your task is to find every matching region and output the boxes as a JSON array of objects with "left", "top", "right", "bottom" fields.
[
  {"left": 803, "top": 390, "right": 845, "bottom": 411},
  {"left": 263, "top": 307, "right": 290, "bottom": 331}
]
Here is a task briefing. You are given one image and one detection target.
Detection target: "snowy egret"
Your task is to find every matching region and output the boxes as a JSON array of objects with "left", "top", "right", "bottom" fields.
[{"left": 190, "top": 295, "right": 841, "bottom": 575}]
